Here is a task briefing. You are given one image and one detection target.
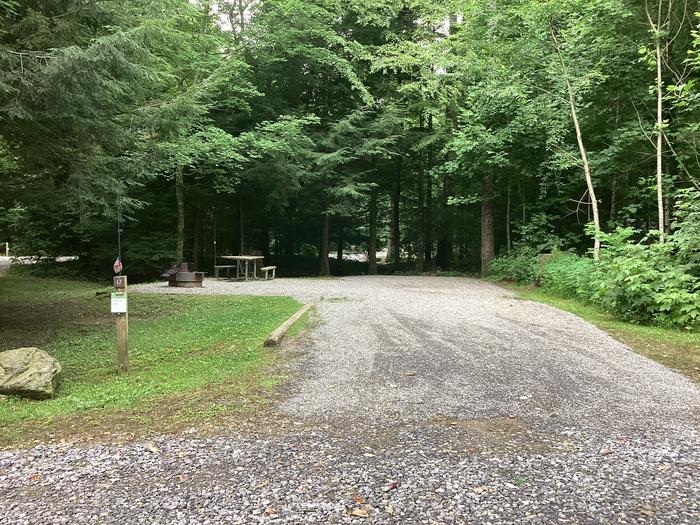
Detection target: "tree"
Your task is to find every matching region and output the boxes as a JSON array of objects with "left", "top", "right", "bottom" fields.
[
  {"left": 1, "top": 0, "right": 698, "bottom": 284},
  {"left": 550, "top": 23, "right": 602, "bottom": 259}
]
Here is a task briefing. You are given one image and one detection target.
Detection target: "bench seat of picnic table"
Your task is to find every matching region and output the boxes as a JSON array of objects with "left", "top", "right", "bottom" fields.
[
  {"left": 260, "top": 266, "right": 277, "bottom": 280},
  {"left": 214, "top": 265, "right": 235, "bottom": 278}
]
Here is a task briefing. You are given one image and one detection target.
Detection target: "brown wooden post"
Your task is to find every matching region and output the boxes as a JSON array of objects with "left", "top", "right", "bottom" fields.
[{"left": 113, "top": 276, "right": 129, "bottom": 374}]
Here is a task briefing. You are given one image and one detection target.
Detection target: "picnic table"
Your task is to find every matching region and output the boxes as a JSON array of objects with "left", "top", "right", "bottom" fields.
[{"left": 219, "top": 255, "right": 265, "bottom": 281}]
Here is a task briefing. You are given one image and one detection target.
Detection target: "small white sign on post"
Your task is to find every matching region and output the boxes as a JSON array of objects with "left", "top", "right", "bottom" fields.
[{"left": 111, "top": 292, "right": 128, "bottom": 314}]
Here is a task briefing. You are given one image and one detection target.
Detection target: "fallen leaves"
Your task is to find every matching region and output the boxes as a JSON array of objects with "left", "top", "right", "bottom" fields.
[
  {"left": 350, "top": 507, "right": 370, "bottom": 518},
  {"left": 638, "top": 503, "right": 657, "bottom": 517},
  {"left": 349, "top": 494, "right": 373, "bottom": 518}
]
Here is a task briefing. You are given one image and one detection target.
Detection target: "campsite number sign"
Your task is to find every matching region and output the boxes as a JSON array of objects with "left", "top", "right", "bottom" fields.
[
  {"left": 110, "top": 292, "right": 127, "bottom": 314},
  {"left": 111, "top": 276, "right": 129, "bottom": 374}
]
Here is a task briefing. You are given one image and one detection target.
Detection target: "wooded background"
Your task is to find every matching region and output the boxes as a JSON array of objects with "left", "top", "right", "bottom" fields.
[{"left": 1, "top": 0, "right": 698, "bottom": 284}]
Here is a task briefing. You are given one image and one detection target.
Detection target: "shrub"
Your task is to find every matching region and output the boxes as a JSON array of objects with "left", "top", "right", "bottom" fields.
[
  {"left": 488, "top": 247, "right": 539, "bottom": 283},
  {"left": 489, "top": 190, "right": 700, "bottom": 330},
  {"left": 590, "top": 227, "right": 700, "bottom": 328},
  {"left": 535, "top": 224, "right": 700, "bottom": 329},
  {"left": 671, "top": 188, "right": 700, "bottom": 270},
  {"left": 539, "top": 252, "right": 595, "bottom": 298}
]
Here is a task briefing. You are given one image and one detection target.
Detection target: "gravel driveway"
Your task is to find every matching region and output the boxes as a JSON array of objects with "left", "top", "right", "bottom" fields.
[{"left": 2, "top": 276, "right": 699, "bottom": 524}]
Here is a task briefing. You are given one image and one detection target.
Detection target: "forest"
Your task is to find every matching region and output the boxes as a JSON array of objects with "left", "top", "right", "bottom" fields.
[{"left": 1, "top": 0, "right": 699, "bottom": 328}]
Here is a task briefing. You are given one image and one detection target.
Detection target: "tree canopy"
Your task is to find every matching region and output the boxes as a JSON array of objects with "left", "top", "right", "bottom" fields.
[{"left": 1, "top": 0, "right": 699, "bottom": 298}]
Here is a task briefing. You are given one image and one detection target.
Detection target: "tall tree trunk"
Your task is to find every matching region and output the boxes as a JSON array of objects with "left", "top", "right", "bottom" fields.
[
  {"left": 368, "top": 190, "right": 378, "bottom": 275},
  {"left": 506, "top": 177, "right": 512, "bottom": 252},
  {"left": 437, "top": 101, "right": 457, "bottom": 270},
  {"left": 480, "top": 172, "right": 495, "bottom": 277},
  {"left": 435, "top": 172, "right": 453, "bottom": 270},
  {"left": 212, "top": 206, "right": 217, "bottom": 267},
  {"left": 415, "top": 158, "right": 425, "bottom": 273},
  {"left": 175, "top": 167, "right": 185, "bottom": 265},
  {"left": 518, "top": 175, "right": 527, "bottom": 223},
  {"left": 392, "top": 158, "right": 402, "bottom": 264},
  {"left": 320, "top": 214, "right": 330, "bottom": 276},
  {"left": 336, "top": 220, "right": 344, "bottom": 275},
  {"left": 551, "top": 27, "right": 601, "bottom": 259},
  {"left": 238, "top": 195, "right": 245, "bottom": 255},
  {"left": 610, "top": 173, "right": 617, "bottom": 224},
  {"left": 425, "top": 113, "right": 434, "bottom": 268},
  {"left": 654, "top": 11, "right": 666, "bottom": 241},
  {"left": 385, "top": 220, "right": 394, "bottom": 263},
  {"left": 193, "top": 206, "right": 201, "bottom": 270},
  {"left": 262, "top": 223, "right": 270, "bottom": 257},
  {"left": 610, "top": 97, "right": 620, "bottom": 226},
  {"left": 425, "top": 167, "right": 433, "bottom": 267}
]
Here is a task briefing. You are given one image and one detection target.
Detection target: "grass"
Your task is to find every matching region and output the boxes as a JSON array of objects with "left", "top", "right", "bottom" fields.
[
  {"left": 0, "top": 275, "right": 302, "bottom": 445},
  {"left": 503, "top": 283, "right": 700, "bottom": 383}
]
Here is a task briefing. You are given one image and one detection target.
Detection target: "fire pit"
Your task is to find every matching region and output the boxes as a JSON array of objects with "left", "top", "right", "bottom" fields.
[{"left": 161, "top": 262, "right": 204, "bottom": 288}]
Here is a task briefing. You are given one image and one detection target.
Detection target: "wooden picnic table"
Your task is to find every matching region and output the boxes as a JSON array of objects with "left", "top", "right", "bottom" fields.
[{"left": 219, "top": 255, "right": 265, "bottom": 281}]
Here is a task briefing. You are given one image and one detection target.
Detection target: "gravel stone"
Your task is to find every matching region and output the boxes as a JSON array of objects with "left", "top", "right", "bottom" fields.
[{"left": 1, "top": 276, "right": 698, "bottom": 524}]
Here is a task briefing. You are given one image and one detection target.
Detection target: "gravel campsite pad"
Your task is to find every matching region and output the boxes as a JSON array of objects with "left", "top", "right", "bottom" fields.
[{"left": 2, "top": 276, "right": 699, "bottom": 524}]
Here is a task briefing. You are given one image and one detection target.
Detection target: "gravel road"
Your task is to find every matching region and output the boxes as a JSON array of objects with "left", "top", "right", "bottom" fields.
[
  {"left": 0, "top": 256, "right": 10, "bottom": 275},
  {"left": 2, "top": 276, "right": 699, "bottom": 524}
]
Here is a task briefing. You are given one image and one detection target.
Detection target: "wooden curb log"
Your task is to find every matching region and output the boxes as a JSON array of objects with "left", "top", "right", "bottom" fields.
[{"left": 264, "top": 303, "right": 313, "bottom": 348}]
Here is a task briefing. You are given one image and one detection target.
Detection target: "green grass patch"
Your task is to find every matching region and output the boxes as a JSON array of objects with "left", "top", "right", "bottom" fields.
[
  {"left": 0, "top": 275, "right": 300, "bottom": 428},
  {"left": 503, "top": 283, "right": 700, "bottom": 383}
]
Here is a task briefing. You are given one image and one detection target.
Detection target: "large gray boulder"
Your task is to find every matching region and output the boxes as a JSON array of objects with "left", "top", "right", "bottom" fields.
[{"left": 0, "top": 347, "right": 62, "bottom": 399}]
